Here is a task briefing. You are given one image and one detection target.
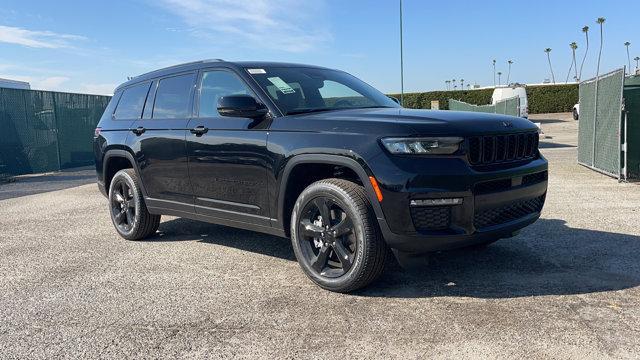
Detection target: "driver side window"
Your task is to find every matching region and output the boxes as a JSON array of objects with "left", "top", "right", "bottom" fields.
[{"left": 198, "top": 70, "right": 252, "bottom": 118}]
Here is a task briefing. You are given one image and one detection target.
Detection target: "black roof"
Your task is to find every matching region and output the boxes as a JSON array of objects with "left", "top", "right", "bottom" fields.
[{"left": 115, "top": 60, "right": 329, "bottom": 91}]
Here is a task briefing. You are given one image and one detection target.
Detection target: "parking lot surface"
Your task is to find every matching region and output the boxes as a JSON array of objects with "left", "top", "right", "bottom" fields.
[{"left": 1, "top": 113, "right": 639, "bottom": 359}]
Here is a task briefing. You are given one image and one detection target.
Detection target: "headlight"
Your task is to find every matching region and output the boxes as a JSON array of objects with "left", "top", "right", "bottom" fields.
[{"left": 381, "top": 137, "right": 463, "bottom": 155}]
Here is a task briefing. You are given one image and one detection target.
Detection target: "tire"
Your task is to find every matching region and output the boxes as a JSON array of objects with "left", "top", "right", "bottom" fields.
[
  {"left": 573, "top": 109, "right": 579, "bottom": 120},
  {"left": 290, "top": 178, "right": 387, "bottom": 292},
  {"left": 108, "top": 169, "right": 160, "bottom": 240}
]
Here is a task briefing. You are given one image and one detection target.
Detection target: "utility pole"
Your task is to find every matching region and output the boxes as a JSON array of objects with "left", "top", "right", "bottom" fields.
[{"left": 399, "top": 0, "right": 404, "bottom": 106}]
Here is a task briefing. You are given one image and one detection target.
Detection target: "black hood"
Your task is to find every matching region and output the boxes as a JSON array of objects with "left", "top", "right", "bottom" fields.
[{"left": 284, "top": 107, "right": 538, "bottom": 136}]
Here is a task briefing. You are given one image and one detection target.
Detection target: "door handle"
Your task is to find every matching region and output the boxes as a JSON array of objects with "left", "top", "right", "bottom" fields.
[
  {"left": 190, "top": 125, "right": 209, "bottom": 136},
  {"left": 132, "top": 126, "right": 145, "bottom": 136}
]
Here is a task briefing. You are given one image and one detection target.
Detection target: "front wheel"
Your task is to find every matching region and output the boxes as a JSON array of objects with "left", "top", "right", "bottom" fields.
[
  {"left": 108, "top": 169, "right": 160, "bottom": 240},
  {"left": 290, "top": 178, "right": 387, "bottom": 292},
  {"left": 573, "top": 109, "right": 579, "bottom": 120}
]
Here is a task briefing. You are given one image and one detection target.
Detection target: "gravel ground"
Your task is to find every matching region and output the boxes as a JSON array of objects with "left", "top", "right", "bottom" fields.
[{"left": 1, "top": 113, "right": 639, "bottom": 359}]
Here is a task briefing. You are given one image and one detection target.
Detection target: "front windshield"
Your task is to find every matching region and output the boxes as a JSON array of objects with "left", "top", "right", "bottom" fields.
[{"left": 246, "top": 67, "right": 399, "bottom": 115}]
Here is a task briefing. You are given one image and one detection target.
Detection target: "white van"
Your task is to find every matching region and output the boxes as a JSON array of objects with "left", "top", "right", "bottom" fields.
[{"left": 491, "top": 85, "right": 528, "bottom": 118}]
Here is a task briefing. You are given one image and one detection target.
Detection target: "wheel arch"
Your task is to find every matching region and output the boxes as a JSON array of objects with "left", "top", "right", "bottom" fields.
[
  {"left": 103, "top": 149, "right": 148, "bottom": 198},
  {"left": 276, "top": 154, "right": 384, "bottom": 236}
]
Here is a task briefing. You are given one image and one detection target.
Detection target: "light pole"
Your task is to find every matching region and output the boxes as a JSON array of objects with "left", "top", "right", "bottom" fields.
[{"left": 399, "top": 0, "right": 404, "bottom": 106}]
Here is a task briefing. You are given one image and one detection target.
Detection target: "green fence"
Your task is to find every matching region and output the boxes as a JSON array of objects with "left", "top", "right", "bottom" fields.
[
  {"left": 449, "top": 96, "right": 520, "bottom": 116},
  {"left": 577, "top": 68, "right": 625, "bottom": 178},
  {"left": 0, "top": 87, "right": 111, "bottom": 177},
  {"left": 623, "top": 75, "right": 640, "bottom": 179}
]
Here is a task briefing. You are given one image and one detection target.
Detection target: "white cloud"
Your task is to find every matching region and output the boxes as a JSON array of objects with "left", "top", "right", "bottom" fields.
[
  {"left": 0, "top": 73, "right": 71, "bottom": 91},
  {"left": 157, "top": 0, "right": 331, "bottom": 52},
  {"left": 0, "top": 25, "right": 86, "bottom": 49},
  {"left": 33, "top": 76, "right": 70, "bottom": 90},
  {"left": 78, "top": 83, "right": 117, "bottom": 95}
]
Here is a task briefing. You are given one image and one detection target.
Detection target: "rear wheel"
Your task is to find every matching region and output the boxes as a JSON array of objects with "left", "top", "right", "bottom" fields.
[
  {"left": 290, "top": 179, "right": 387, "bottom": 292},
  {"left": 108, "top": 169, "right": 160, "bottom": 240},
  {"left": 573, "top": 108, "right": 579, "bottom": 120}
]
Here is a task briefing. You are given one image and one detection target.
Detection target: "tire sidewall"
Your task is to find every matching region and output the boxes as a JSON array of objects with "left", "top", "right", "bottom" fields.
[
  {"left": 290, "top": 182, "right": 369, "bottom": 290},
  {"left": 108, "top": 170, "right": 143, "bottom": 239}
]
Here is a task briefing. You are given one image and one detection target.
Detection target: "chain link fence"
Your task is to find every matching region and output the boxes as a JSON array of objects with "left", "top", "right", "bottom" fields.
[
  {"left": 0, "top": 88, "right": 110, "bottom": 178},
  {"left": 449, "top": 96, "right": 520, "bottom": 117},
  {"left": 577, "top": 68, "right": 625, "bottom": 179}
]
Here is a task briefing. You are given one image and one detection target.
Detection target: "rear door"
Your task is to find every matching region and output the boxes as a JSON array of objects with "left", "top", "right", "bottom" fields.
[
  {"left": 186, "top": 68, "right": 272, "bottom": 226},
  {"left": 127, "top": 72, "right": 197, "bottom": 212}
]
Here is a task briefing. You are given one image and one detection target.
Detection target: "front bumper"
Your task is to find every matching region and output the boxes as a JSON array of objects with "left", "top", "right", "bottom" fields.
[{"left": 370, "top": 154, "right": 548, "bottom": 254}]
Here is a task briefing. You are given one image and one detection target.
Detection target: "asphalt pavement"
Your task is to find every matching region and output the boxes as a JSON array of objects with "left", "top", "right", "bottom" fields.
[{"left": 0, "top": 113, "right": 639, "bottom": 358}]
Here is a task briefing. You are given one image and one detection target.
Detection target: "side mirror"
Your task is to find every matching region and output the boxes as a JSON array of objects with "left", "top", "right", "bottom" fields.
[
  {"left": 388, "top": 96, "right": 401, "bottom": 105},
  {"left": 217, "top": 95, "right": 268, "bottom": 118}
]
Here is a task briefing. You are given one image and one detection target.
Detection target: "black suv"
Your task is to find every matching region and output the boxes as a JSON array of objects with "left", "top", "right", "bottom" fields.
[{"left": 94, "top": 60, "right": 547, "bottom": 292}]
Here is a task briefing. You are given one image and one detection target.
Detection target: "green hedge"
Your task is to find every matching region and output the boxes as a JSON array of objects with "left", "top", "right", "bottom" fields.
[
  {"left": 526, "top": 84, "right": 578, "bottom": 113},
  {"left": 388, "top": 89, "right": 493, "bottom": 110},
  {"left": 389, "top": 84, "right": 578, "bottom": 114}
]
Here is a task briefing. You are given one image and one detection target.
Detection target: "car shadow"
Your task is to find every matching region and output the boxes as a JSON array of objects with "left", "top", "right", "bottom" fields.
[
  {"left": 539, "top": 141, "right": 576, "bottom": 149},
  {"left": 153, "top": 218, "right": 296, "bottom": 261},
  {"left": 152, "top": 217, "right": 640, "bottom": 298}
]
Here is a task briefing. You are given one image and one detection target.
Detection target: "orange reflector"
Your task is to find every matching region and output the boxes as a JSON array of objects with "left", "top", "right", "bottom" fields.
[{"left": 368, "top": 176, "right": 383, "bottom": 202}]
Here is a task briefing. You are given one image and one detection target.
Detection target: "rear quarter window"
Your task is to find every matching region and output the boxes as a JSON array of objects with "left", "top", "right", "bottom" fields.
[{"left": 113, "top": 83, "right": 151, "bottom": 119}]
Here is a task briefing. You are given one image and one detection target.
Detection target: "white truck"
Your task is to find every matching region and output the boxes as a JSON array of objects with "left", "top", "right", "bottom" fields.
[{"left": 491, "top": 85, "right": 528, "bottom": 118}]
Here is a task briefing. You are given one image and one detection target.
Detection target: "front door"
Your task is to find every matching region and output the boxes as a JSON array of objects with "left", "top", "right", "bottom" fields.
[{"left": 186, "top": 69, "right": 271, "bottom": 226}]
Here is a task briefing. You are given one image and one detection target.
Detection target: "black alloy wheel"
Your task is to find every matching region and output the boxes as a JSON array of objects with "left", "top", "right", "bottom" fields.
[
  {"left": 110, "top": 178, "right": 136, "bottom": 233},
  {"left": 297, "top": 196, "right": 357, "bottom": 278},
  {"left": 108, "top": 169, "right": 160, "bottom": 240},
  {"left": 290, "top": 178, "right": 387, "bottom": 292}
]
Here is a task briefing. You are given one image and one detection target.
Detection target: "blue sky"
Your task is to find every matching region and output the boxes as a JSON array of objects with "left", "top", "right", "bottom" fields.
[{"left": 0, "top": 0, "right": 638, "bottom": 95}]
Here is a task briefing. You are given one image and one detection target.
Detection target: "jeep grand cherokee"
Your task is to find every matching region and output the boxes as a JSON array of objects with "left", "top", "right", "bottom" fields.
[{"left": 94, "top": 60, "right": 548, "bottom": 292}]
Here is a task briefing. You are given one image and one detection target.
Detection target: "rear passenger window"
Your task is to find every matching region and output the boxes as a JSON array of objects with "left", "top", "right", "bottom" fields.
[
  {"left": 153, "top": 73, "right": 196, "bottom": 119},
  {"left": 113, "top": 83, "right": 150, "bottom": 119},
  {"left": 199, "top": 71, "right": 253, "bottom": 117}
]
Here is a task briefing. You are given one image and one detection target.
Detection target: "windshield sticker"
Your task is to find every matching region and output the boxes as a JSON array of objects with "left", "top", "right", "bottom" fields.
[
  {"left": 267, "top": 77, "right": 296, "bottom": 94},
  {"left": 247, "top": 68, "right": 266, "bottom": 74}
]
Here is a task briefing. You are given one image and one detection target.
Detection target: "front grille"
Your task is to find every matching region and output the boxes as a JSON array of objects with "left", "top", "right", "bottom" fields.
[
  {"left": 474, "top": 195, "right": 545, "bottom": 229},
  {"left": 411, "top": 206, "right": 451, "bottom": 232},
  {"left": 522, "top": 171, "right": 548, "bottom": 186},
  {"left": 474, "top": 170, "right": 548, "bottom": 195},
  {"left": 468, "top": 132, "right": 539, "bottom": 166}
]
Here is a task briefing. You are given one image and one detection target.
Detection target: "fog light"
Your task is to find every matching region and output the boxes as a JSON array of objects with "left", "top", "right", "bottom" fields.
[{"left": 410, "top": 198, "right": 463, "bottom": 206}]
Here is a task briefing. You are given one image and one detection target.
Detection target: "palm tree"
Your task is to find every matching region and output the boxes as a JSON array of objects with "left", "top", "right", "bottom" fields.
[
  {"left": 467, "top": 84, "right": 471, "bottom": 90},
  {"left": 635, "top": 56, "right": 640, "bottom": 70},
  {"left": 497, "top": 72, "right": 502, "bottom": 85},
  {"left": 624, "top": 42, "right": 631, "bottom": 74},
  {"left": 579, "top": 26, "right": 589, "bottom": 81},
  {"left": 506, "top": 60, "right": 513, "bottom": 85},
  {"left": 460, "top": 79, "right": 464, "bottom": 90},
  {"left": 445, "top": 80, "right": 450, "bottom": 90},
  {"left": 452, "top": 79, "right": 456, "bottom": 90},
  {"left": 492, "top": 59, "right": 496, "bottom": 86},
  {"left": 566, "top": 42, "right": 578, "bottom": 83},
  {"left": 544, "top": 48, "right": 555, "bottom": 84},
  {"left": 596, "top": 17, "right": 605, "bottom": 79}
]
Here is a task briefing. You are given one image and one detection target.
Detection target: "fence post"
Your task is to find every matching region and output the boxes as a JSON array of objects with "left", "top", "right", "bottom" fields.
[
  {"left": 51, "top": 93, "right": 62, "bottom": 171},
  {"left": 592, "top": 74, "right": 599, "bottom": 167}
]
